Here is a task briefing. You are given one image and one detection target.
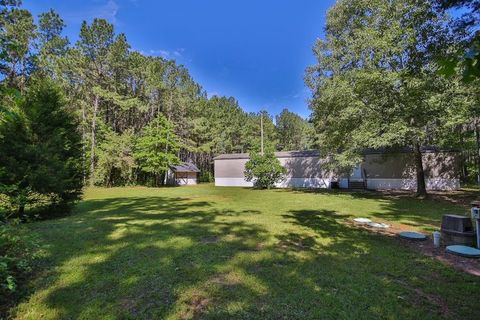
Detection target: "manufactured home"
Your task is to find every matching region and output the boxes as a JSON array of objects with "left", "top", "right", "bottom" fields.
[{"left": 213, "top": 149, "right": 460, "bottom": 191}]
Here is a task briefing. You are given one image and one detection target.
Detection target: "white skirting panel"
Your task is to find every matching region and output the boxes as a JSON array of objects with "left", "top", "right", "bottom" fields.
[
  {"left": 366, "top": 178, "right": 460, "bottom": 191},
  {"left": 215, "top": 178, "right": 331, "bottom": 188},
  {"left": 216, "top": 177, "right": 459, "bottom": 190},
  {"left": 177, "top": 178, "right": 197, "bottom": 186},
  {"left": 275, "top": 178, "right": 331, "bottom": 189},
  {"left": 426, "top": 178, "right": 460, "bottom": 190},
  {"left": 215, "top": 178, "right": 254, "bottom": 187}
]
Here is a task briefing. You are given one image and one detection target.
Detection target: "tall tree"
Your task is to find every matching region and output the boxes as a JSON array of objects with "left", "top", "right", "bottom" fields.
[
  {"left": 2, "top": 1, "right": 316, "bottom": 190},
  {"left": 134, "top": 114, "right": 180, "bottom": 186},
  {"left": 0, "top": 0, "right": 36, "bottom": 90},
  {"left": 275, "top": 108, "right": 314, "bottom": 151},
  {"left": 306, "top": 0, "right": 455, "bottom": 196},
  {"left": 95, "top": 128, "right": 135, "bottom": 186},
  {"left": 0, "top": 80, "right": 83, "bottom": 217},
  {"left": 437, "top": 0, "right": 479, "bottom": 81},
  {"left": 436, "top": 0, "right": 480, "bottom": 183},
  {"left": 75, "top": 19, "right": 115, "bottom": 185},
  {"left": 36, "top": 9, "right": 68, "bottom": 78}
]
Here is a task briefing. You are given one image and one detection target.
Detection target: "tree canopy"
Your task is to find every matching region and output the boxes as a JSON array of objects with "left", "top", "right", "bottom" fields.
[
  {"left": 244, "top": 143, "right": 286, "bottom": 189},
  {"left": 276, "top": 108, "right": 314, "bottom": 151},
  {"left": 0, "top": 1, "right": 313, "bottom": 200},
  {"left": 306, "top": 0, "right": 473, "bottom": 195},
  {"left": 0, "top": 80, "right": 83, "bottom": 217}
]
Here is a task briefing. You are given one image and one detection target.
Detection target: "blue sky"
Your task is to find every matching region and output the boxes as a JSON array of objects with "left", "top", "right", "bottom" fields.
[{"left": 23, "top": 0, "right": 335, "bottom": 118}]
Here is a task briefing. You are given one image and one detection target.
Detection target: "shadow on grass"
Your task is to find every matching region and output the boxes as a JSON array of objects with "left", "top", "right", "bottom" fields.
[
  {"left": 13, "top": 195, "right": 480, "bottom": 319},
  {"left": 283, "top": 187, "right": 466, "bottom": 229}
]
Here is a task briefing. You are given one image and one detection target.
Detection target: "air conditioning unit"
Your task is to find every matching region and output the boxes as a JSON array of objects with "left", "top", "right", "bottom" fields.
[{"left": 472, "top": 207, "right": 480, "bottom": 220}]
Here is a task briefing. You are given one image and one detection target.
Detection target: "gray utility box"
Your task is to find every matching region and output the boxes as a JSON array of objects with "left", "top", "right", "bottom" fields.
[
  {"left": 472, "top": 201, "right": 480, "bottom": 248},
  {"left": 441, "top": 214, "right": 475, "bottom": 246}
]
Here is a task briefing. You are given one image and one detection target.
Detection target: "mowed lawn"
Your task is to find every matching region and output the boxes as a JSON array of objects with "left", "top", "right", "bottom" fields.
[{"left": 13, "top": 185, "right": 479, "bottom": 319}]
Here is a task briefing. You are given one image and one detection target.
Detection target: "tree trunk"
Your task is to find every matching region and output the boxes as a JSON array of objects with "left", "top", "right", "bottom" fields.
[
  {"left": 461, "top": 152, "right": 468, "bottom": 183},
  {"left": 18, "top": 204, "right": 25, "bottom": 217},
  {"left": 413, "top": 143, "right": 427, "bottom": 197},
  {"left": 476, "top": 119, "right": 480, "bottom": 185},
  {"left": 90, "top": 94, "right": 99, "bottom": 186},
  {"left": 163, "top": 115, "right": 171, "bottom": 186},
  {"left": 82, "top": 102, "right": 87, "bottom": 186},
  {"left": 156, "top": 173, "right": 163, "bottom": 187}
]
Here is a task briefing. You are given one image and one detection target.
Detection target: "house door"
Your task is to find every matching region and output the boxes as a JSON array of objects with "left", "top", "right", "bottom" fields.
[
  {"left": 176, "top": 173, "right": 188, "bottom": 185},
  {"left": 350, "top": 164, "right": 363, "bottom": 181}
]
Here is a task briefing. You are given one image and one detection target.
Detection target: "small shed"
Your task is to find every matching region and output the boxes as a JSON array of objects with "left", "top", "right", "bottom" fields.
[{"left": 167, "top": 162, "right": 200, "bottom": 186}]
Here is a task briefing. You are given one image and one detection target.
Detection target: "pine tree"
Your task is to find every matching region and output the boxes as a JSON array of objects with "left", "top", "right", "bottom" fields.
[{"left": 0, "top": 80, "right": 83, "bottom": 217}]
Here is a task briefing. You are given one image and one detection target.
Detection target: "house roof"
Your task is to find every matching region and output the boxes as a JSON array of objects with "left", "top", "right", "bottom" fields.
[
  {"left": 213, "top": 150, "right": 320, "bottom": 160},
  {"left": 213, "top": 147, "right": 459, "bottom": 161},
  {"left": 362, "top": 146, "right": 460, "bottom": 155},
  {"left": 170, "top": 162, "right": 200, "bottom": 173}
]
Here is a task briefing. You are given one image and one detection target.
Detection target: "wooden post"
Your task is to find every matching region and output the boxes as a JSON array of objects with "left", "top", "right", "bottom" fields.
[{"left": 261, "top": 114, "right": 264, "bottom": 155}]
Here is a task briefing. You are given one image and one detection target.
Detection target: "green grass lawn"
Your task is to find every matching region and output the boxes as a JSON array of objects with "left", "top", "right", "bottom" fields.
[{"left": 12, "top": 185, "right": 479, "bottom": 319}]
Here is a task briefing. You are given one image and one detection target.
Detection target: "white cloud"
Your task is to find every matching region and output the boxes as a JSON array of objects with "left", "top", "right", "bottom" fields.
[
  {"left": 94, "top": 0, "right": 119, "bottom": 24},
  {"left": 292, "top": 88, "right": 310, "bottom": 99},
  {"left": 139, "top": 48, "right": 185, "bottom": 59},
  {"left": 62, "top": 0, "right": 120, "bottom": 25},
  {"left": 173, "top": 48, "right": 185, "bottom": 57}
]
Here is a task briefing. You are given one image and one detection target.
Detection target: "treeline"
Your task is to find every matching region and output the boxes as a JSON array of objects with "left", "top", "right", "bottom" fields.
[
  {"left": 1, "top": 1, "right": 314, "bottom": 191},
  {"left": 0, "top": 0, "right": 313, "bottom": 305}
]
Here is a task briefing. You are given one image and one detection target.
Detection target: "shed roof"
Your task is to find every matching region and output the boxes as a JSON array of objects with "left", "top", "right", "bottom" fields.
[
  {"left": 213, "top": 150, "right": 320, "bottom": 160},
  {"left": 170, "top": 162, "right": 200, "bottom": 173}
]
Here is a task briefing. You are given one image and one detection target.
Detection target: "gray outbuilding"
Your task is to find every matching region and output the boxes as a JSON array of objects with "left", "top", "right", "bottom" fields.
[{"left": 167, "top": 162, "right": 200, "bottom": 186}]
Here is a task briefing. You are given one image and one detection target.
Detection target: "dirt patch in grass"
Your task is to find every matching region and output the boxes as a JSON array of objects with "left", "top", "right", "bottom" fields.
[
  {"left": 247, "top": 264, "right": 263, "bottom": 274},
  {"left": 352, "top": 221, "right": 480, "bottom": 276},
  {"left": 377, "top": 188, "right": 480, "bottom": 209},
  {"left": 394, "top": 279, "right": 451, "bottom": 318},
  {"left": 428, "top": 189, "right": 479, "bottom": 208},
  {"left": 239, "top": 242, "right": 266, "bottom": 253},
  {"left": 119, "top": 298, "right": 139, "bottom": 317},
  {"left": 413, "top": 240, "right": 480, "bottom": 277},
  {"left": 180, "top": 294, "right": 210, "bottom": 320},
  {"left": 210, "top": 272, "right": 241, "bottom": 288},
  {"left": 276, "top": 233, "right": 317, "bottom": 252},
  {"left": 199, "top": 235, "right": 220, "bottom": 244}
]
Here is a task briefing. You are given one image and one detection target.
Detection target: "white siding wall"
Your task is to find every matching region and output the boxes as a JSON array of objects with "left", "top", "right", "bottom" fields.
[
  {"left": 214, "top": 157, "right": 332, "bottom": 189},
  {"left": 275, "top": 178, "right": 331, "bottom": 188},
  {"left": 176, "top": 172, "right": 198, "bottom": 185},
  {"left": 364, "top": 178, "right": 459, "bottom": 191},
  {"left": 214, "top": 153, "right": 460, "bottom": 191},
  {"left": 215, "top": 177, "right": 332, "bottom": 188},
  {"left": 215, "top": 178, "right": 253, "bottom": 187}
]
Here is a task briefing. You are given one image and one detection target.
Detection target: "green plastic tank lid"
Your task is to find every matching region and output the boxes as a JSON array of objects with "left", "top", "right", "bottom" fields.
[
  {"left": 446, "top": 245, "right": 480, "bottom": 258},
  {"left": 399, "top": 231, "right": 427, "bottom": 241}
]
